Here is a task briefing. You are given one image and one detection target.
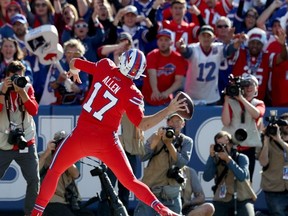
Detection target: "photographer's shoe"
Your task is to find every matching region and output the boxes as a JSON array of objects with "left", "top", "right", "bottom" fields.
[{"left": 153, "top": 201, "right": 182, "bottom": 216}]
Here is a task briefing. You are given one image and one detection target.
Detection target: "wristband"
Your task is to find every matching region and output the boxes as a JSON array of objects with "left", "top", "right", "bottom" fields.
[{"left": 69, "top": 68, "right": 80, "bottom": 75}]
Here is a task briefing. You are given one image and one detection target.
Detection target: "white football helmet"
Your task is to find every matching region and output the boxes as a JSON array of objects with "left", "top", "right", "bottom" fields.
[{"left": 119, "top": 48, "right": 146, "bottom": 80}]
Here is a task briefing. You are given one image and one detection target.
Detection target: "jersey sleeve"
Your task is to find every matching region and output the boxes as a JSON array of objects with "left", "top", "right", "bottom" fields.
[
  {"left": 74, "top": 58, "right": 116, "bottom": 75},
  {"left": 125, "top": 89, "right": 145, "bottom": 127}
]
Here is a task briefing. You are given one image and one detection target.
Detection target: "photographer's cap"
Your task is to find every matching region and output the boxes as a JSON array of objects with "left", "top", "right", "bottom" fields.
[
  {"left": 167, "top": 113, "right": 184, "bottom": 121},
  {"left": 53, "top": 130, "right": 67, "bottom": 141},
  {"left": 242, "top": 73, "right": 259, "bottom": 86}
]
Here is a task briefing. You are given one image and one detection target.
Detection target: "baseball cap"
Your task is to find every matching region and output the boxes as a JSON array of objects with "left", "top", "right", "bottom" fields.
[
  {"left": 198, "top": 25, "right": 214, "bottom": 36},
  {"left": 157, "top": 29, "right": 172, "bottom": 39},
  {"left": 118, "top": 32, "right": 133, "bottom": 43},
  {"left": 11, "top": 14, "right": 27, "bottom": 25},
  {"left": 247, "top": 27, "right": 267, "bottom": 45},
  {"left": 167, "top": 113, "right": 184, "bottom": 121},
  {"left": 242, "top": 74, "right": 259, "bottom": 86},
  {"left": 125, "top": 5, "right": 138, "bottom": 16}
]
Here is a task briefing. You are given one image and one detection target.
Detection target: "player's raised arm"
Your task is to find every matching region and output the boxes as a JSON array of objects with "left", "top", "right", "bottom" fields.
[{"left": 138, "top": 92, "right": 193, "bottom": 131}]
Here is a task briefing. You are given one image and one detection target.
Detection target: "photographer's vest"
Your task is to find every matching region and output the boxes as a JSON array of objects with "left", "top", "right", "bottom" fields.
[
  {"left": 119, "top": 114, "right": 145, "bottom": 155},
  {"left": 222, "top": 98, "right": 262, "bottom": 147},
  {"left": 261, "top": 139, "right": 288, "bottom": 192},
  {"left": 41, "top": 154, "right": 79, "bottom": 204},
  {"left": 141, "top": 134, "right": 187, "bottom": 188},
  {"left": 0, "top": 84, "right": 36, "bottom": 150},
  {"left": 181, "top": 166, "right": 194, "bottom": 204},
  {"left": 213, "top": 160, "right": 257, "bottom": 202}
]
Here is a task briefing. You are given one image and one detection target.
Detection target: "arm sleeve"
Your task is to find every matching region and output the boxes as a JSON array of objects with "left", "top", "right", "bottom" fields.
[
  {"left": 203, "top": 156, "right": 217, "bottom": 181},
  {"left": 175, "top": 136, "right": 193, "bottom": 168},
  {"left": 23, "top": 86, "right": 39, "bottom": 116},
  {"left": 74, "top": 58, "right": 99, "bottom": 75},
  {"left": 227, "top": 153, "right": 249, "bottom": 181}
]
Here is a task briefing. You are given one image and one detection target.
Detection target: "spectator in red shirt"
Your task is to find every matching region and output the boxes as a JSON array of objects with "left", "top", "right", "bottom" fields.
[{"left": 142, "top": 29, "right": 187, "bottom": 106}]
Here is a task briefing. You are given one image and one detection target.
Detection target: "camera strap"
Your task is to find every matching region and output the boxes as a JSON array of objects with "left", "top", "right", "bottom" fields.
[
  {"left": 239, "top": 102, "right": 245, "bottom": 124},
  {"left": 213, "top": 165, "right": 229, "bottom": 194},
  {"left": 4, "top": 93, "right": 26, "bottom": 131},
  {"left": 213, "top": 152, "right": 239, "bottom": 194}
]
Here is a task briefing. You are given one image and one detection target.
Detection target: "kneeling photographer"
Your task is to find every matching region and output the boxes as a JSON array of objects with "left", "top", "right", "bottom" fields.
[
  {"left": 0, "top": 61, "right": 39, "bottom": 216},
  {"left": 134, "top": 113, "right": 193, "bottom": 216},
  {"left": 258, "top": 112, "right": 288, "bottom": 216},
  {"left": 222, "top": 74, "right": 265, "bottom": 182},
  {"left": 203, "top": 131, "right": 257, "bottom": 216},
  {"left": 39, "top": 130, "right": 95, "bottom": 216}
]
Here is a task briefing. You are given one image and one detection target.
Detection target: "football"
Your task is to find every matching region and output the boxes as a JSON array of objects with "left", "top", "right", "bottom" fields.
[{"left": 176, "top": 91, "right": 194, "bottom": 120}]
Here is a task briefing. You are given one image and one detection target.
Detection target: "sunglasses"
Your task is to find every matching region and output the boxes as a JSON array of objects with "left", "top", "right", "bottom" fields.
[
  {"left": 217, "top": 24, "right": 228, "bottom": 29},
  {"left": 35, "top": 3, "right": 47, "bottom": 8},
  {"left": 75, "top": 23, "right": 88, "bottom": 28}
]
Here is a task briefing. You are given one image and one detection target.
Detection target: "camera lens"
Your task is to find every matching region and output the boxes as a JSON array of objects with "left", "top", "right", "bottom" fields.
[
  {"left": 164, "top": 127, "right": 175, "bottom": 139},
  {"left": 226, "top": 85, "right": 239, "bottom": 97},
  {"left": 214, "top": 143, "right": 224, "bottom": 152},
  {"left": 11, "top": 74, "right": 28, "bottom": 88},
  {"left": 234, "top": 128, "right": 247, "bottom": 142}
]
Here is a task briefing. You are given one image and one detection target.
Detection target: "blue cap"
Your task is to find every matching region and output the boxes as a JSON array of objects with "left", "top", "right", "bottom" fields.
[
  {"left": 11, "top": 14, "right": 27, "bottom": 25},
  {"left": 157, "top": 29, "right": 172, "bottom": 39}
]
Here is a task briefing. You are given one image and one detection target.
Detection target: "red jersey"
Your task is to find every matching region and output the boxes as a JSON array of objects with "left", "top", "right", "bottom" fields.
[
  {"left": 271, "top": 61, "right": 288, "bottom": 107},
  {"left": 162, "top": 20, "right": 198, "bottom": 51},
  {"left": 194, "top": 0, "right": 232, "bottom": 27},
  {"left": 232, "top": 48, "right": 276, "bottom": 100},
  {"left": 142, "top": 49, "right": 188, "bottom": 106},
  {"left": 74, "top": 58, "right": 144, "bottom": 131}
]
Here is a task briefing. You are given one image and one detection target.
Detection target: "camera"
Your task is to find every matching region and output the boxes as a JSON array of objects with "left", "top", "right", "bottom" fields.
[
  {"left": 167, "top": 166, "right": 185, "bottom": 184},
  {"left": 163, "top": 127, "right": 175, "bottom": 139},
  {"left": 9, "top": 74, "right": 28, "bottom": 90},
  {"left": 7, "top": 128, "right": 27, "bottom": 150},
  {"left": 214, "top": 143, "right": 226, "bottom": 152},
  {"left": 225, "top": 75, "right": 250, "bottom": 97},
  {"left": 265, "top": 110, "right": 288, "bottom": 136},
  {"left": 234, "top": 128, "right": 248, "bottom": 142}
]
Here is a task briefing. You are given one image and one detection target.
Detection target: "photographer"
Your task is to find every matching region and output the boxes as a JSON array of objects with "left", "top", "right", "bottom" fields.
[
  {"left": 222, "top": 74, "right": 265, "bottom": 182},
  {"left": 134, "top": 113, "right": 193, "bottom": 215},
  {"left": 39, "top": 130, "right": 95, "bottom": 216},
  {"left": 0, "top": 60, "right": 39, "bottom": 216},
  {"left": 258, "top": 112, "right": 288, "bottom": 216},
  {"left": 181, "top": 166, "right": 215, "bottom": 216},
  {"left": 203, "top": 131, "right": 256, "bottom": 216}
]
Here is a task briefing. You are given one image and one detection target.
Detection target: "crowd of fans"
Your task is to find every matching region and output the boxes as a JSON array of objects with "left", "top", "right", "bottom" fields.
[{"left": 0, "top": 0, "right": 287, "bottom": 107}]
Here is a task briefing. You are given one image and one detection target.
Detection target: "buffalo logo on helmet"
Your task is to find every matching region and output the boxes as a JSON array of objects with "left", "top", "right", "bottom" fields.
[{"left": 119, "top": 49, "right": 146, "bottom": 80}]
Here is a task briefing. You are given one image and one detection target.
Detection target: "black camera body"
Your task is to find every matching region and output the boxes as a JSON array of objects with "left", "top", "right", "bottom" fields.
[
  {"left": 163, "top": 127, "right": 175, "bottom": 138},
  {"left": 9, "top": 74, "right": 28, "bottom": 91},
  {"left": 265, "top": 111, "right": 288, "bottom": 136},
  {"left": 7, "top": 128, "right": 27, "bottom": 150},
  {"left": 167, "top": 166, "right": 185, "bottom": 184},
  {"left": 225, "top": 75, "right": 250, "bottom": 97},
  {"left": 214, "top": 143, "right": 226, "bottom": 153}
]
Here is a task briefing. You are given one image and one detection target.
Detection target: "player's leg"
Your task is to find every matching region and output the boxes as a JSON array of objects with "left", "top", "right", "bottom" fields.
[
  {"left": 97, "top": 139, "right": 181, "bottom": 216},
  {"left": 31, "top": 130, "right": 86, "bottom": 216}
]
